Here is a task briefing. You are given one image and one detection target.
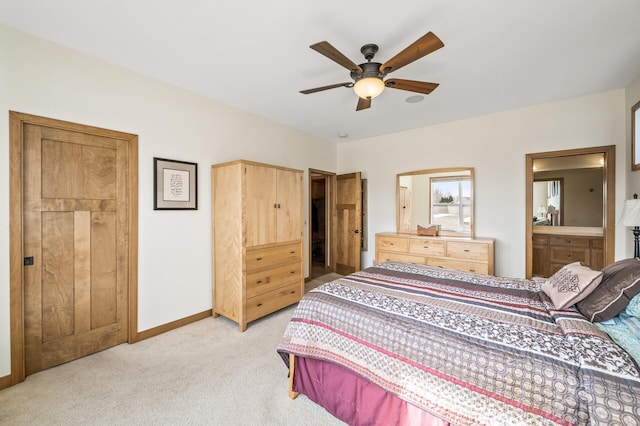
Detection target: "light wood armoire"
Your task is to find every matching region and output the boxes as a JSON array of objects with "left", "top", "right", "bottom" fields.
[{"left": 211, "top": 160, "right": 304, "bottom": 331}]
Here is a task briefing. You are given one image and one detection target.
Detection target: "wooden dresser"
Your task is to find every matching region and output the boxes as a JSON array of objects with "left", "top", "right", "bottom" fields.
[
  {"left": 375, "top": 232, "right": 495, "bottom": 275},
  {"left": 532, "top": 232, "right": 604, "bottom": 278},
  {"left": 212, "top": 160, "right": 304, "bottom": 331}
]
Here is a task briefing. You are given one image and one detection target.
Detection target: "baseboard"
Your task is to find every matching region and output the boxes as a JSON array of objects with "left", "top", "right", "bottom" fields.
[
  {"left": 0, "top": 374, "right": 11, "bottom": 390},
  {"left": 136, "top": 309, "right": 212, "bottom": 342}
]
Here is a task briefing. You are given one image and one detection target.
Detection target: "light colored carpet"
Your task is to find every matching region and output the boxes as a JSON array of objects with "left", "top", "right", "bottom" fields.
[{"left": 0, "top": 274, "right": 344, "bottom": 426}]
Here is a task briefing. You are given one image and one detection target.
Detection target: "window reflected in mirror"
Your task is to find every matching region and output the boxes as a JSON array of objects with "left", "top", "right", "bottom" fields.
[{"left": 397, "top": 168, "right": 473, "bottom": 236}]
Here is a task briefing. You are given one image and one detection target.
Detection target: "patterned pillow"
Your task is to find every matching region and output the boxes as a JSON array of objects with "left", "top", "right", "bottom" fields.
[
  {"left": 542, "top": 262, "right": 603, "bottom": 309},
  {"left": 577, "top": 258, "right": 640, "bottom": 322}
]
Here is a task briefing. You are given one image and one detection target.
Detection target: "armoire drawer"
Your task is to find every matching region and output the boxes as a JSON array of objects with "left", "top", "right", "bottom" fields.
[
  {"left": 246, "top": 242, "right": 301, "bottom": 271},
  {"left": 409, "top": 239, "right": 445, "bottom": 256},
  {"left": 376, "top": 236, "right": 409, "bottom": 253},
  {"left": 246, "top": 262, "right": 301, "bottom": 299},
  {"left": 446, "top": 241, "right": 489, "bottom": 261},
  {"left": 246, "top": 282, "right": 301, "bottom": 322},
  {"left": 428, "top": 257, "right": 489, "bottom": 275}
]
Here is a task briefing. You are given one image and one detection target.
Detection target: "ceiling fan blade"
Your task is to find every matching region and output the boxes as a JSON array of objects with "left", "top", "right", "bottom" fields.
[
  {"left": 379, "top": 32, "right": 444, "bottom": 74},
  {"left": 310, "top": 41, "right": 363, "bottom": 73},
  {"left": 356, "top": 97, "right": 371, "bottom": 111},
  {"left": 300, "top": 82, "right": 353, "bottom": 94},
  {"left": 385, "top": 79, "right": 439, "bottom": 95}
]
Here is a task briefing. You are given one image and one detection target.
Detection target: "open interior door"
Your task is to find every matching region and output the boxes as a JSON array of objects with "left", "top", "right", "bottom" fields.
[{"left": 333, "top": 172, "right": 362, "bottom": 275}]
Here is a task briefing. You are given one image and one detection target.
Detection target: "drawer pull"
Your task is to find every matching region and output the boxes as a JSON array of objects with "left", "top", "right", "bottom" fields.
[
  {"left": 290, "top": 291, "right": 295, "bottom": 294},
  {"left": 290, "top": 251, "right": 295, "bottom": 254},
  {"left": 256, "top": 257, "right": 263, "bottom": 261},
  {"left": 469, "top": 269, "right": 476, "bottom": 272},
  {"left": 290, "top": 271, "right": 295, "bottom": 274},
  {"left": 256, "top": 280, "right": 263, "bottom": 284},
  {"left": 423, "top": 245, "right": 429, "bottom": 248},
  {"left": 464, "top": 249, "right": 470, "bottom": 252},
  {"left": 257, "top": 303, "right": 263, "bottom": 307}
]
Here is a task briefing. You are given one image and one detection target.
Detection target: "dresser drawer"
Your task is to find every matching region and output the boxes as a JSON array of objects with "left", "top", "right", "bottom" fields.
[
  {"left": 246, "top": 262, "right": 301, "bottom": 298},
  {"left": 377, "top": 251, "right": 426, "bottom": 264},
  {"left": 549, "top": 247, "right": 590, "bottom": 265},
  {"left": 409, "top": 239, "right": 445, "bottom": 256},
  {"left": 246, "top": 282, "right": 301, "bottom": 322},
  {"left": 549, "top": 236, "right": 590, "bottom": 248},
  {"left": 376, "top": 236, "right": 408, "bottom": 253},
  {"left": 446, "top": 241, "right": 489, "bottom": 261},
  {"left": 427, "top": 257, "right": 489, "bottom": 275},
  {"left": 246, "top": 242, "right": 301, "bottom": 271}
]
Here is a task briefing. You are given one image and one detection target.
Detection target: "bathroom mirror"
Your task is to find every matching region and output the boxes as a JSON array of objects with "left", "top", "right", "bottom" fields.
[
  {"left": 397, "top": 168, "right": 474, "bottom": 237},
  {"left": 525, "top": 145, "right": 615, "bottom": 278}
]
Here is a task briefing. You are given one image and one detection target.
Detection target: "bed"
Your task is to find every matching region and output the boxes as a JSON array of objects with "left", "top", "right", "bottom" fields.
[{"left": 277, "top": 261, "right": 640, "bottom": 425}]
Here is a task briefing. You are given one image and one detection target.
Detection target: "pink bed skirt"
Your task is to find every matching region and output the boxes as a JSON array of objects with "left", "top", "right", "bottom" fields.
[{"left": 293, "top": 356, "right": 450, "bottom": 426}]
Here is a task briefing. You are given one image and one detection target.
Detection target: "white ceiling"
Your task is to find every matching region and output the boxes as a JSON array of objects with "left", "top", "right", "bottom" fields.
[{"left": 2, "top": 0, "right": 640, "bottom": 143}]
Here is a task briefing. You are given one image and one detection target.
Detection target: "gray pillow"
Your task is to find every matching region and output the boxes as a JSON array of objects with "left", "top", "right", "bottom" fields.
[{"left": 576, "top": 258, "right": 640, "bottom": 322}]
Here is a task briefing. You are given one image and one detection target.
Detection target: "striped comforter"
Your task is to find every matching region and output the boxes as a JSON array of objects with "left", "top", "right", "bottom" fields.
[{"left": 277, "top": 262, "right": 640, "bottom": 425}]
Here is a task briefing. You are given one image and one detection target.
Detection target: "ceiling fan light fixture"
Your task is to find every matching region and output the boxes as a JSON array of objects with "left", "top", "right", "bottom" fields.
[{"left": 353, "top": 77, "right": 385, "bottom": 99}]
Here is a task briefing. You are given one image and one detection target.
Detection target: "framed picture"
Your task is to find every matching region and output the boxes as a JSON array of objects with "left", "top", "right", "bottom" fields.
[
  {"left": 153, "top": 157, "right": 198, "bottom": 210},
  {"left": 633, "top": 100, "right": 640, "bottom": 170}
]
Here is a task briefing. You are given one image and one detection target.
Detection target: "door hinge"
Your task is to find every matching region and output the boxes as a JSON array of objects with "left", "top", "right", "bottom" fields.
[{"left": 24, "top": 256, "right": 34, "bottom": 266}]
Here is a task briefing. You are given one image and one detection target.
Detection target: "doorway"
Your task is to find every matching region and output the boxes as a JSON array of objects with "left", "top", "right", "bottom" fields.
[
  {"left": 309, "top": 170, "right": 333, "bottom": 279},
  {"left": 9, "top": 112, "right": 139, "bottom": 385}
]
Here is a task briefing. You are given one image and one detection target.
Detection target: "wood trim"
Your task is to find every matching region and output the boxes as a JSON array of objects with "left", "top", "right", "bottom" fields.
[
  {"left": 9, "top": 111, "right": 25, "bottom": 385},
  {"left": 525, "top": 145, "right": 615, "bottom": 278},
  {"left": 0, "top": 374, "right": 11, "bottom": 390},
  {"left": 128, "top": 136, "right": 139, "bottom": 343},
  {"left": 8, "top": 111, "right": 139, "bottom": 386},
  {"left": 136, "top": 310, "right": 212, "bottom": 342}
]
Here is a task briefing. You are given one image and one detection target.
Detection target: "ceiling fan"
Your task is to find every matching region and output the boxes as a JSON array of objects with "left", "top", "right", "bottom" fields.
[{"left": 300, "top": 32, "right": 444, "bottom": 111}]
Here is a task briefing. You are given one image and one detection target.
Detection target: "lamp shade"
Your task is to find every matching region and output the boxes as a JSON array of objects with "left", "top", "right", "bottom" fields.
[
  {"left": 353, "top": 77, "right": 384, "bottom": 99},
  {"left": 620, "top": 197, "right": 640, "bottom": 226}
]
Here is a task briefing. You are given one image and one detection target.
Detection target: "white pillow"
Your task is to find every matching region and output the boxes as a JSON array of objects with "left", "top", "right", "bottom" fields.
[{"left": 542, "top": 262, "right": 603, "bottom": 309}]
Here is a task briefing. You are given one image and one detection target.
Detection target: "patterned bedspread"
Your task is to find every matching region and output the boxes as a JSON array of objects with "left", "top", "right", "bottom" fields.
[{"left": 277, "top": 262, "right": 640, "bottom": 425}]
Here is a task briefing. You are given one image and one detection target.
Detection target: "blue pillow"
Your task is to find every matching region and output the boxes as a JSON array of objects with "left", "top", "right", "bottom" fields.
[{"left": 596, "top": 293, "right": 640, "bottom": 365}]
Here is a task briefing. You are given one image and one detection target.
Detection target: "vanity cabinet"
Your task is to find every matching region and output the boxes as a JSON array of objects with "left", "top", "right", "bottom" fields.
[
  {"left": 212, "top": 160, "right": 304, "bottom": 331},
  {"left": 531, "top": 233, "right": 604, "bottom": 277},
  {"left": 375, "top": 233, "right": 495, "bottom": 275}
]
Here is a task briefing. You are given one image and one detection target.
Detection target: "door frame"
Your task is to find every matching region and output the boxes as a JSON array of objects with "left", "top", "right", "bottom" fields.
[
  {"left": 8, "top": 111, "right": 139, "bottom": 385},
  {"left": 308, "top": 169, "right": 335, "bottom": 278}
]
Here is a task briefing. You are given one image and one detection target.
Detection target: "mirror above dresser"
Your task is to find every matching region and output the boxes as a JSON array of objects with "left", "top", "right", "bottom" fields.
[
  {"left": 376, "top": 167, "right": 495, "bottom": 275},
  {"left": 396, "top": 168, "right": 474, "bottom": 237}
]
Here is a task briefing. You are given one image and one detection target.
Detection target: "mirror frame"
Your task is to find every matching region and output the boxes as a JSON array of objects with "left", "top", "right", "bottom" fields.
[
  {"left": 525, "top": 145, "right": 615, "bottom": 278},
  {"left": 396, "top": 167, "right": 474, "bottom": 237},
  {"left": 633, "top": 100, "right": 640, "bottom": 171}
]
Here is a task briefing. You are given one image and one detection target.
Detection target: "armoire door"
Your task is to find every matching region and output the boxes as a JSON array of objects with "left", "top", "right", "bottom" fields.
[
  {"left": 245, "top": 164, "right": 277, "bottom": 247},
  {"left": 276, "top": 169, "right": 303, "bottom": 243},
  {"left": 22, "top": 121, "right": 130, "bottom": 375}
]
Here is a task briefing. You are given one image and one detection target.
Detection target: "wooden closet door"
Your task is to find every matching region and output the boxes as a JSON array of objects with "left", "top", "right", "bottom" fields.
[
  {"left": 245, "top": 164, "right": 277, "bottom": 247},
  {"left": 276, "top": 169, "right": 303, "bottom": 243},
  {"left": 23, "top": 123, "right": 129, "bottom": 374}
]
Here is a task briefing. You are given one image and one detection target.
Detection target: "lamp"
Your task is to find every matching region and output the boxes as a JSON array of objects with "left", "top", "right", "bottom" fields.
[
  {"left": 620, "top": 193, "right": 640, "bottom": 258},
  {"left": 353, "top": 77, "right": 385, "bottom": 100}
]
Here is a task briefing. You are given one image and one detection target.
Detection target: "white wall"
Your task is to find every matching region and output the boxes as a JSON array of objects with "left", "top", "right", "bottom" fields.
[
  {"left": 0, "top": 25, "right": 337, "bottom": 377},
  {"left": 338, "top": 90, "right": 628, "bottom": 278}
]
